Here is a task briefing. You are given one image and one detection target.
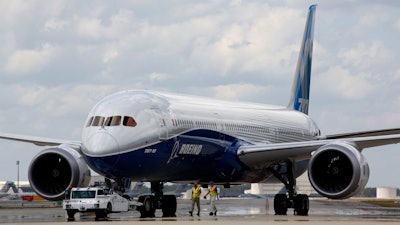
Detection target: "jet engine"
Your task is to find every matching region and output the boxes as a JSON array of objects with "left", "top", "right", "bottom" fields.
[
  {"left": 308, "top": 142, "right": 369, "bottom": 199},
  {"left": 28, "top": 144, "right": 91, "bottom": 201}
]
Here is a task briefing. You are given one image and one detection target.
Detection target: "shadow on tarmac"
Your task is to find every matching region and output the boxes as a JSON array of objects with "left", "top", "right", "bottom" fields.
[{"left": 0, "top": 198, "right": 399, "bottom": 223}]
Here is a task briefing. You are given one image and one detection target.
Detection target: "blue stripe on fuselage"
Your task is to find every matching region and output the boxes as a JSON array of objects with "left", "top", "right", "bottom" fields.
[{"left": 83, "top": 130, "right": 251, "bottom": 183}]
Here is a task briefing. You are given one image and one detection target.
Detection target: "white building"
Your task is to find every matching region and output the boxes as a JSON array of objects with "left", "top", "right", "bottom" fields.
[
  {"left": 376, "top": 187, "right": 397, "bottom": 199},
  {"left": 245, "top": 173, "right": 319, "bottom": 196}
]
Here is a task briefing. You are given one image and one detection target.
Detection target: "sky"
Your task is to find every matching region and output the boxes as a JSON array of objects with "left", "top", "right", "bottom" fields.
[{"left": 0, "top": 0, "right": 400, "bottom": 189}]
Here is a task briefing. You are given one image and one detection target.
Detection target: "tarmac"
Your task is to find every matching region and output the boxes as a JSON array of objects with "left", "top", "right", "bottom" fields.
[{"left": 0, "top": 198, "right": 399, "bottom": 224}]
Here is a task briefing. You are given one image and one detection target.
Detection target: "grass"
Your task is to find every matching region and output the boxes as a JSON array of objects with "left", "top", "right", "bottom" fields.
[{"left": 359, "top": 199, "right": 400, "bottom": 208}]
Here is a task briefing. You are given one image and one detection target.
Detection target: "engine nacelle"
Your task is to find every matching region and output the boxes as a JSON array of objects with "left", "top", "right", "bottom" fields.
[
  {"left": 308, "top": 142, "right": 369, "bottom": 199},
  {"left": 28, "top": 144, "right": 91, "bottom": 201}
]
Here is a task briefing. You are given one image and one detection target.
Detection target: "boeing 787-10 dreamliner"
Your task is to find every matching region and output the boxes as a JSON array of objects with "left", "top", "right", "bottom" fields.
[{"left": 1, "top": 5, "right": 400, "bottom": 217}]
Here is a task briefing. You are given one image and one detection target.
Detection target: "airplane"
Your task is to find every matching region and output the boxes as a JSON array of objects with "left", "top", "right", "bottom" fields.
[
  {"left": 1, "top": 4, "right": 400, "bottom": 217},
  {"left": 0, "top": 181, "right": 19, "bottom": 198}
]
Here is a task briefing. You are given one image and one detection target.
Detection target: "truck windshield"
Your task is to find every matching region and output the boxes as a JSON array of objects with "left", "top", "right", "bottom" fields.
[{"left": 71, "top": 190, "right": 96, "bottom": 199}]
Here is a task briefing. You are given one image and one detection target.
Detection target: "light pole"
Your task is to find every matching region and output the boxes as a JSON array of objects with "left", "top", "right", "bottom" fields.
[{"left": 16, "top": 160, "right": 19, "bottom": 193}]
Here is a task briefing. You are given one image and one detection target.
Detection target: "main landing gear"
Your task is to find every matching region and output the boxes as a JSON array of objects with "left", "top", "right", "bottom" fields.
[
  {"left": 268, "top": 161, "right": 309, "bottom": 216},
  {"left": 137, "top": 182, "right": 177, "bottom": 218}
]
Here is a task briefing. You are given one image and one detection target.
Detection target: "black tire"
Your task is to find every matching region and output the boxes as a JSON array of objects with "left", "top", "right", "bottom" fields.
[
  {"left": 274, "top": 194, "right": 288, "bottom": 215},
  {"left": 161, "top": 195, "right": 177, "bottom": 217},
  {"left": 95, "top": 203, "right": 111, "bottom": 220},
  {"left": 95, "top": 210, "right": 107, "bottom": 220},
  {"left": 138, "top": 195, "right": 156, "bottom": 218},
  {"left": 66, "top": 210, "right": 76, "bottom": 221},
  {"left": 106, "top": 202, "right": 113, "bottom": 214},
  {"left": 294, "top": 194, "right": 309, "bottom": 216},
  {"left": 122, "top": 194, "right": 131, "bottom": 200}
]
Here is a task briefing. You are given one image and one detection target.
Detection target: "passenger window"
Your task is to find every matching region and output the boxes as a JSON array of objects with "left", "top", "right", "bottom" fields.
[
  {"left": 123, "top": 116, "right": 137, "bottom": 127},
  {"left": 92, "top": 116, "right": 105, "bottom": 126}
]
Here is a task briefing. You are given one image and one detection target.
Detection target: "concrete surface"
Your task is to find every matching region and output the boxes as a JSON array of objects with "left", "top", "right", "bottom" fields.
[{"left": 0, "top": 198, "right": 399, "bottom": 224}]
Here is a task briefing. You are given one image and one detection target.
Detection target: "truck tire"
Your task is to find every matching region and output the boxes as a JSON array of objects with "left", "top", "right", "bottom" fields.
[
  {"left": 95, "top": 203, "right": 112, "bottom": 220},
  {"left": 106, "top": 202, "right": 113, "bottom": 214},
  {"left": 95, "top": 210, "right": 106, "bottom": 220},
  {"left": 67, "top": 210, "right": 76, "bottom": 221}
]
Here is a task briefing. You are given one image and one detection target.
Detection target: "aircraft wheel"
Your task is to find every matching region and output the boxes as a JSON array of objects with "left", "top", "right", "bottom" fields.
[
  {"left": 294, "top": 194, "right": 309, "bottom": 216},
  {"left": 274, "top": 194, "right": 288, "bottom": 215},
  {"left": 162, "top": 195, "right": 177, "bottom": 217},
  {"left": 138, "top": 195, "right": 156, "bottom": 218}
]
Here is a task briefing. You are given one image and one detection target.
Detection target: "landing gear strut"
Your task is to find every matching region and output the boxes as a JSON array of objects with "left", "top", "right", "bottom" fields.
[
  {"left": 137, "top": 182, "right": 177, "bottom": 218},
  {"left": 269, "top": 161, "right": 309, "bottom": 216}
]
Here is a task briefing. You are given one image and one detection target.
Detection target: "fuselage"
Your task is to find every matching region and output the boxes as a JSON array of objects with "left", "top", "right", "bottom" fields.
[{"left": 81, "top": 90, "right": 320, "bottom": 183}]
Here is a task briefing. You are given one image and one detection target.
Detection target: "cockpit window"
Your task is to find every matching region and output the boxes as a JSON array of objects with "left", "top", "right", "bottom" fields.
[
  {"left": 123, "top": 116, "right": 137, "bottom": 127},
  {"left": 105, "top": 116, "right": 122, "bottom": 126},
  {"left": 92, "top": 116, "right": 105, "bottom": 126},
  {"left": 87, "top": 115, "right": 136, "bottom": 127},
  {"left": 86, "top": 117, "right": 94, "bottom": 127}
]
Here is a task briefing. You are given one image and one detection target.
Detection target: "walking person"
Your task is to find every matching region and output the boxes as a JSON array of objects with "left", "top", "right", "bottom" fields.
[
  {"left": 65, "top": 185, "right": 73, "bottom": 199},
  {"left": 189, "top": 181, "right": 201, "bottom": 216},
  {"left": 204, "top": 181, "right": 219, "bottom": 216}
]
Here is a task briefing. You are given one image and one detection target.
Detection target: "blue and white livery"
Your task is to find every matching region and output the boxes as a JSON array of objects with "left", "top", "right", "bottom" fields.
[{"left": 1, "top": 5, "right": 400, "bottom": 217}]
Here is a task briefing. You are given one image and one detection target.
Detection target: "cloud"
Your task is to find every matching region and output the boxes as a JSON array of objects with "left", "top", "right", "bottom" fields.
[
  {"left": 1, "top": 83, "right": 119, "bottom": 116},
  {"left": 210, "top": 83, "right": 267, "bottom": 101},
  {"left": 187, "top": 6, "right": 303, "bottom": 77},
  {"left": 42, "top": 18, "right": 69, "bottom": 31},
  {"left": 337, "top": 41, "right": 392, "bottom": 70},
  {"left": 358, "top": 10, "right": 390, "bottom": 27},
  {"left": 316, "top": 66, "right": 377, "bottom": 100},
  {"left": 74, "top": 9, "right": 134, "bottom": 40},
  {"left": 395, "top": 69, "right": 400, "bottom": 80},
  {"left": 4, "top": 43, "right": 59, "bottom": 75},
  {"left": 0, "top": 1, "right": 31, "bottom": 28},
  {"left": 149, "top": 72, "right": 169, "bottom": 83},
  {"left": 102, "top": 49, "right": 119, "bottom": 63}
]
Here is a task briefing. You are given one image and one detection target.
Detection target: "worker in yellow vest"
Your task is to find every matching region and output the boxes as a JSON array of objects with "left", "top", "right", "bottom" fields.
[
  {"left": 189, "top": 181, "right": 201, "bottom": 216},
  {"left": 204, "top": 181, "right": 219, "bottom": 216}
]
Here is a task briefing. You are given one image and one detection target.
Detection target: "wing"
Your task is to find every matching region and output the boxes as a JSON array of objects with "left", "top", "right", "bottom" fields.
[
  {"left": 325, "top": 128, "right": 400, "bottom": 139},
  {"left": 237, "top": 129, "right": 400, "bottom": 169},
  {"left": 0, "top": 132, "right": 80, "bottom": 147}
]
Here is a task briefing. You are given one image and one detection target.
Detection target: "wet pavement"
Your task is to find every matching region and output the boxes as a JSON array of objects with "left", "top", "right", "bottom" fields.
[{"left": 0, "top": 198, "right": 399, "bottom": 224}]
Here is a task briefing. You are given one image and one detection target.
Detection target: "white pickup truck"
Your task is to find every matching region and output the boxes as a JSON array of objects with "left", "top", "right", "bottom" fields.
[{"left": 63, "top": 187, "right": 139, "bottom": 221}]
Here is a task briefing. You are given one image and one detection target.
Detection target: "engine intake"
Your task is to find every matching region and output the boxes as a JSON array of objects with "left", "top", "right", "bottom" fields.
[
  {"left": 308, "top": 142, "right": 369, "bottom": 199},
  {"left": 28, "top": 145, "right": 91, "bottom": 201}
]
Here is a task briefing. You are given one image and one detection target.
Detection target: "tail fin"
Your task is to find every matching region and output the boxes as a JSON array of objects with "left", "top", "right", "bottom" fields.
[
  {"left": 1, "top": 181, "right": 18, "bottom": 193},
  {"left": 287, "top": 5, "right": 317, "bottom": 115}
]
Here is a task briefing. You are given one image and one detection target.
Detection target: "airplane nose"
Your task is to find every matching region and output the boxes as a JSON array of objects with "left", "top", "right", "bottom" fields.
[{"left": 83, "top": 131, "right": 120, "bottom": 156}]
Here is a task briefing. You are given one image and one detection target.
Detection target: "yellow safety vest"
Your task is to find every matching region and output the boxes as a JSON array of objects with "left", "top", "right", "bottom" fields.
[
  {"left": 192, "top": 186, "right": 201, "bottom": 198},
  {"left": 209, "top": 185, "right": 218, "bottom": 197}
]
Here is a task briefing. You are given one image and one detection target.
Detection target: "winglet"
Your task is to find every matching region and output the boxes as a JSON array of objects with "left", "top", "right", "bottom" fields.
[{"left": 287, "top": 5, "right": 317, "bottom": 115}]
